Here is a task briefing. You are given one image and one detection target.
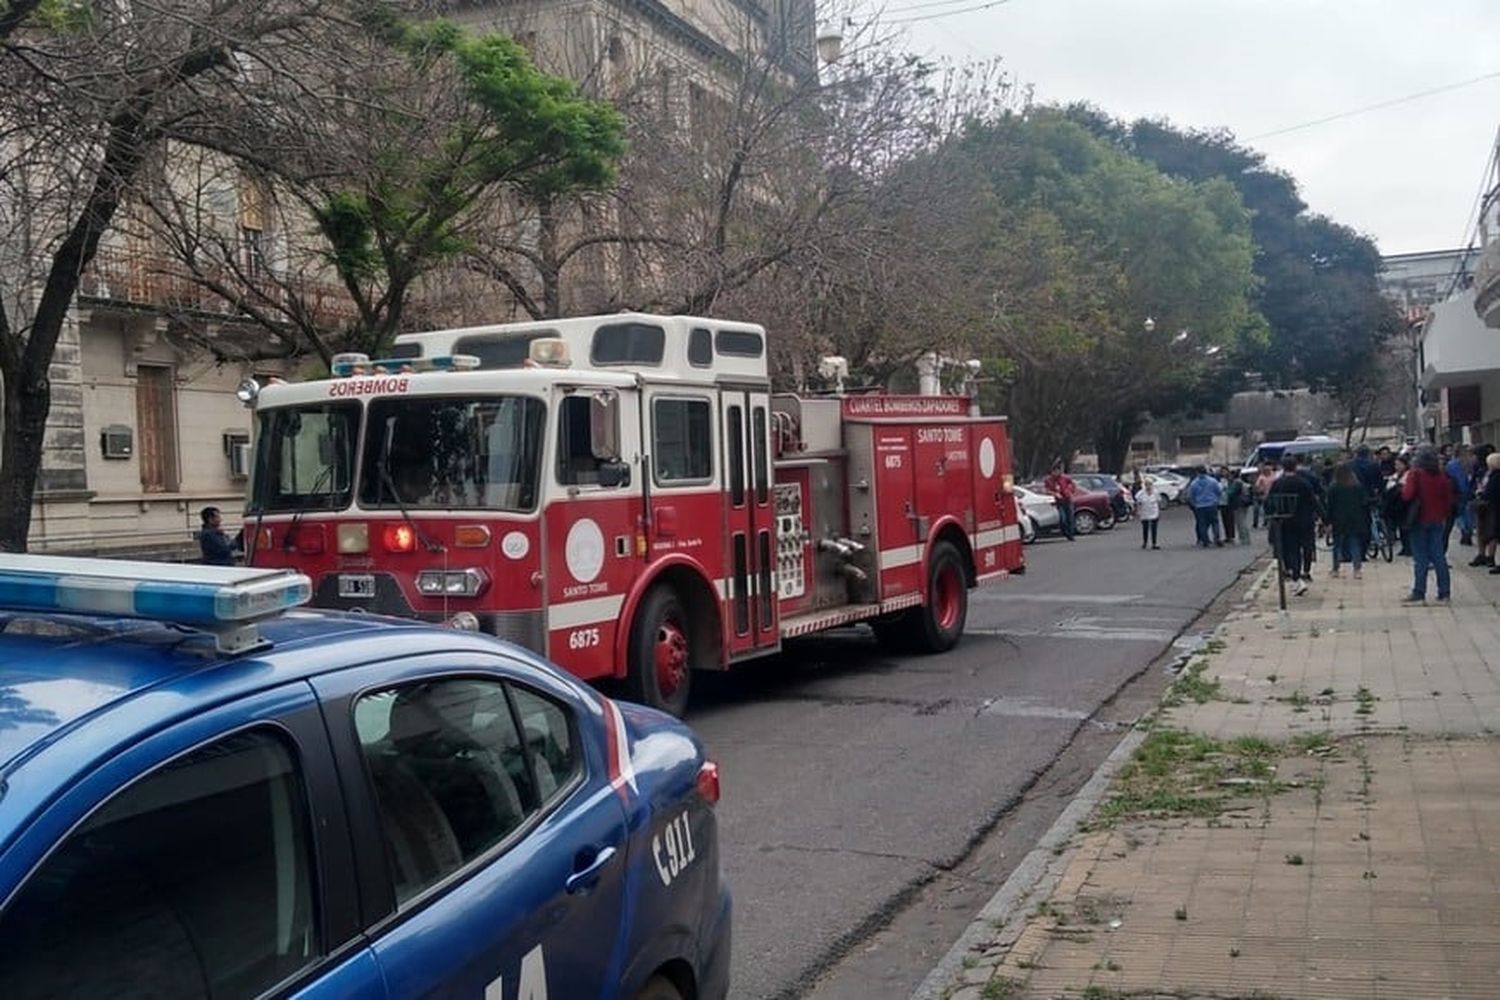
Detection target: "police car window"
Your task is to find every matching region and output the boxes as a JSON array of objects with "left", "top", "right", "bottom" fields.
[
  {"left": 508, "top": 684, "right": 579, "bottom": 802},
  {"left": 0, "top": 729, "right": 321, "bottom": 998},
  {"left": 558, "top": 395, "right": 601, "bottom": 486},
  {"left": 653, "top": 398, "right": 712, "bottom": 483},
  {"left": 355, "top": 678, "right": 541, "bottom": 906}
]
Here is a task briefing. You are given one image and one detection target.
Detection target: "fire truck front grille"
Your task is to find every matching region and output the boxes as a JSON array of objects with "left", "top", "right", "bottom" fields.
[{"left": 312, "top": 574, "right": 545, "bottom": 654}]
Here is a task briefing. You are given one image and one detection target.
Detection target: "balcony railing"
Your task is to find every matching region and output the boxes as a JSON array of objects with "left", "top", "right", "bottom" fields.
[
  {"left": 1475, "top": 238, "right": 1500, "bottom": 330},
  {"left": 80, "top": 247, "right": 360, "bottom": 331}
]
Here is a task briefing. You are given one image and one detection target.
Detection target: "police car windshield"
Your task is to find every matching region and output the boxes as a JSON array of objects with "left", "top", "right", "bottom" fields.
[
  {"left": 248, "top": 402, "right": 358, "bottom": 513},
  {"left": 359, "top": 395, "right": 546, "bottom": 512}
]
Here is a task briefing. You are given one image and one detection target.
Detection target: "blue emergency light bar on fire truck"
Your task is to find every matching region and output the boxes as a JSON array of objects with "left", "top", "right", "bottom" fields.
[
  {"left": 330, "top": 352, "right": 482, "bottom": 377},
  {"left": 0, "top": 554, "right": 312, "bottom": 655}
]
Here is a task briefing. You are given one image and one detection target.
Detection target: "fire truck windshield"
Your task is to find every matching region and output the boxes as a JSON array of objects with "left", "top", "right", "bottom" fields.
[
  {"left": 358, "top": 395, "right": 546, "bottom": 512},
  {"left": 248, "top": 402, "right": 358, "bottom": 513}
]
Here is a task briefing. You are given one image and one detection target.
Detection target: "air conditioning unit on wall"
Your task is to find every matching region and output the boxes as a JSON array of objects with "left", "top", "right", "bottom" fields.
[
  {"left": 229, "top": 442, "right": 252, "bottom": 479},
  {"left": 100, "top": 424, "right": 133, "bottom": 459}
]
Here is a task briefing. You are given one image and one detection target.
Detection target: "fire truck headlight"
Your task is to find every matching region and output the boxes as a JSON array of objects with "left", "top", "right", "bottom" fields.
[
  {"left": 337, "top": 523, "right": 369, "bottom": 554},
  {"left": 416, "top": 569, "right": 487, "bottom": 598}
]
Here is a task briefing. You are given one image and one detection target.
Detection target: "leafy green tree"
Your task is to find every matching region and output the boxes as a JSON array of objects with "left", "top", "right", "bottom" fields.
[{"left": 956, "top": 112, "right": 1264, "bottom": 473}]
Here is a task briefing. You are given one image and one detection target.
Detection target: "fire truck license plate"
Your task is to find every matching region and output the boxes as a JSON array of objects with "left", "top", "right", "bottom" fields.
[{"left": 338, "top": 574, "right": 375, "bottom": 599}]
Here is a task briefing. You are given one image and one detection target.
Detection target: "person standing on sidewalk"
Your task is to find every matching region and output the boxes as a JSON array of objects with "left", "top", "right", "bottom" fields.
[
  {"left": 1384, "top": 454, "right": 1413, "bottom": 557},
  {"left": 1135, "top": 476, "right": 1162, "bottom": 549},
  {"left": 1226, "top": 468, "right": 1252, "bottom": 545},
  {"left": 1403, "top": 447, "right": 1456, "bottom": 604},
  {"left": 1444, "top": 444, "right": 1472, "bottom": 550},
  {"left": 1326, "top": 464, "right": 1367, "bottom": 579},
  {"left": 1186, "top": 467, "right": 1224, "bottom": 547},
  {"left": 1044, "top": 462, "right": 1078, "bottom": 542},
  {"left": 1267, "top": 454, "right": 1320, "bottom": 595},
  {"left": 1252, "top": 461, "right": 1277, "bottom": 530},
  {"left": 1217, "top": 467, "right": 1238, "bottom": 544},
  {"left": 1476, "top": 452, "right": 1500, "bottom": 569}
]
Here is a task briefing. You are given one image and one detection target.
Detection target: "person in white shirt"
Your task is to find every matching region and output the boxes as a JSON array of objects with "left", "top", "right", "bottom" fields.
[{"left": 1136, "top": 476, "right": 1163, "bottom": 549}]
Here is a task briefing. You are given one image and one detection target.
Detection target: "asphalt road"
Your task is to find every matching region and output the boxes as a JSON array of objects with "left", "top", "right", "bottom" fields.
[{"left": 688, "top": 505, "right": 1261, "bottom": 999}]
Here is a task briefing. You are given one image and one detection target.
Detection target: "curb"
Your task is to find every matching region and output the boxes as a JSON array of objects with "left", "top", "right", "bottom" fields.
[
  {"left": 910, "top": 554, "right": 1270, "bottom": 1000},
  {"left": 909, "top": 722, "right": 1148, "bottom": 1000}
]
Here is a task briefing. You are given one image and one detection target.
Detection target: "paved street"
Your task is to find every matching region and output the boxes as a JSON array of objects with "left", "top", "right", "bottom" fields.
[{"left": 690, "top": 506, "right": 1260, "bottom": 999}]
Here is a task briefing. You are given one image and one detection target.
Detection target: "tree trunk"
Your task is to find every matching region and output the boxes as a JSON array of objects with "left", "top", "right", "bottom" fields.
[
  {"left": 1094, "top": 412, "right": 1142, "bottom": 476},
  {"left": 0, "top": 363, "right": 50, "bottom": 552}
]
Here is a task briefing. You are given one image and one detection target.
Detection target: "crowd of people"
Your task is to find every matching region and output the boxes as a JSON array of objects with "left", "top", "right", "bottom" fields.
[{"left": 1115, "top": 442, "right": 1500, "bottom": 603}]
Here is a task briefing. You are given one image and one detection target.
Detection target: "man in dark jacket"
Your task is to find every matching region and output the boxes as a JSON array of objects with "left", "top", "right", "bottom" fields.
[
  {"left": 1403, "top": 448, "right": 1455, "bottom": 603},
  {"left": 1266, "top": 455, "right": 1321, "bottom": 595},
  {"left": 198, "top": 506, "right": 241, "bottom": 566}
]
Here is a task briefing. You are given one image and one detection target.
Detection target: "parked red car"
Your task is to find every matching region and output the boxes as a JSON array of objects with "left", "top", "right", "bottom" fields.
[{"left": 1026, "top": 483, "right": 1117, "bottom": 534}]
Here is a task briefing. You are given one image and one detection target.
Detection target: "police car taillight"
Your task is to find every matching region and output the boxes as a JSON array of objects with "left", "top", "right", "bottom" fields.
[
  {"left": 696, "top": 761, "right": 721, "bottom": 805},
  {"left": 0, "top": 554, "right": 310, "bottom": 655}
]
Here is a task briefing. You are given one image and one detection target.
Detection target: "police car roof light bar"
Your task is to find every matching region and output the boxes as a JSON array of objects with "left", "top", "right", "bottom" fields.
[{"left": 0, "top": 554, "right": 312, "bottom": 655}]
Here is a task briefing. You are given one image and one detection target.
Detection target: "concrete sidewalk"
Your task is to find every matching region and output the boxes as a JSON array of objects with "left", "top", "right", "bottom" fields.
[{"left": 934, "top": 552, "right": 1500, "bottom": 999}]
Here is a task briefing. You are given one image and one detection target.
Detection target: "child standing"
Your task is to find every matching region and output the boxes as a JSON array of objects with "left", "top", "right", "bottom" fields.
[{"left": 1136, "top": 476, "right": 1162, "bottom": 550}]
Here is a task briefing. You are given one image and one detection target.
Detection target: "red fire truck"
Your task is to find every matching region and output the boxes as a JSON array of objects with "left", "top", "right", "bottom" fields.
[{"left": 241, "top": 313, "right": 1024, "bottom": 715}]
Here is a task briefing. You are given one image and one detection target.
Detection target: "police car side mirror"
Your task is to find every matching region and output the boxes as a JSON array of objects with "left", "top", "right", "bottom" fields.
[
  {"left": 597, "top": 459, "right": 631, "bottom": 489},
  {"left": 591, "top": 391, "right": 621, "bottom": 462}
]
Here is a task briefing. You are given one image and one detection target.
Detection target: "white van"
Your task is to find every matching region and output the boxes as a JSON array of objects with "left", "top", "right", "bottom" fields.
[{"left": 1239, "top": 435, "right": 1344, "bottom": 482}]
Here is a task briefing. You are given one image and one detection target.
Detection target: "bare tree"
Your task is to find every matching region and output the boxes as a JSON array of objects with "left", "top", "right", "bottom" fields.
[{"left": 0, "top": 0, "right": 350, "bottom": 551}]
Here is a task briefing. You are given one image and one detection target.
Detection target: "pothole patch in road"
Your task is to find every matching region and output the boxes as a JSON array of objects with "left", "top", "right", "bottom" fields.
[{"left": 975, "top": 697, "right": 1091, "bottom": 722}]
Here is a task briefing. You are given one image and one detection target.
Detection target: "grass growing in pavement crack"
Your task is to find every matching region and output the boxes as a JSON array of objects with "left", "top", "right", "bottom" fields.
[
  {"left": 979, "top": 978, "right": 1022, "bottom": 1000},
  {"left": 1355, "top": 686, "right": 1378, "bottom": 716},
  {"left": 1162, "top": 659, "right": 1224, "bottom": 707},
  {"left": 1087, "top": 728, "right": 1293, "bottom": 829}
]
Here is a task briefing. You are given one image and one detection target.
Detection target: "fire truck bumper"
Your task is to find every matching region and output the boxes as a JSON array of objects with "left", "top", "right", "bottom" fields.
[{"left": 311, "top": 573, "right": 546, "bottom": 652}]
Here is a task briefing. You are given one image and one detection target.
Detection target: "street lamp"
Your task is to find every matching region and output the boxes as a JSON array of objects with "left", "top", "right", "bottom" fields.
[
  {"left": 1143, "top": 317, "right": 1156, "bottom": 334},
  {"left": 816, "top": 25, "right": 844, "bottom": 65}
]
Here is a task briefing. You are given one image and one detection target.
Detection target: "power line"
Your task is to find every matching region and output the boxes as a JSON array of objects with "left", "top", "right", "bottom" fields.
[
  {"left": 881, "top": 0, "right": 1003, "bottom": 15},
  {"left": 886, "top": 0, "right": 1015, "bottom": 26},
  {"left": 1247, "top": 70, "right": 1500, "bottom": 141},
  {"left": 1439, "top": 132, "right": 1500, "bottom": 299}
]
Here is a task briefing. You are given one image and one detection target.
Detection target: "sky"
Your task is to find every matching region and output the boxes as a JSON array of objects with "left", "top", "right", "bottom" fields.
[{"left": 864, "top": 0, "right": 1500, "bottom": 256}]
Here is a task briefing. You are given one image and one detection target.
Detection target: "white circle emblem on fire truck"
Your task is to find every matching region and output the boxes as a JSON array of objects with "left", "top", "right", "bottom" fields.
[
  {"left": 501, "top": 531, "right": 530, "bottom": 560},
  {"left": 979, "top": 437, "right": 997, "bottom": 479},
  {"left": 565, "top": 518, "right": 606, "bottom": 584}
]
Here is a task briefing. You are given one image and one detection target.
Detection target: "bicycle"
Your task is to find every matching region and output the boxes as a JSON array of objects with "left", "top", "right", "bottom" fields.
[{"left": 1367, "top": 502, "right": 1394, "bottom": 563}]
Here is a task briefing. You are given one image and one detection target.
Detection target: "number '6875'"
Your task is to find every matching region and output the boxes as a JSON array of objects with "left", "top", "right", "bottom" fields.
[{"left": 568, "top": 627, "right": 601, "bottom": 650}]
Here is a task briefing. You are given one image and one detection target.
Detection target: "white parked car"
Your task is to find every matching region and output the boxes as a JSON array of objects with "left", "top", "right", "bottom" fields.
[
  {"left": 1145, "top": 472, "right": 1186, "bottom": 504},
  {"left": 1014, "top": 486, "right": 1060, "bottom": 541}
]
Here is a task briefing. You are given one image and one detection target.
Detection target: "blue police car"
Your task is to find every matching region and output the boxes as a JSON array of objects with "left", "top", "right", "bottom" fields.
[{"left": 0, "top": 555, "right": 729, "bottom": 999}]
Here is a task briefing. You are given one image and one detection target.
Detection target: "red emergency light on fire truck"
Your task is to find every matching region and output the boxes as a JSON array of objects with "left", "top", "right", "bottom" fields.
[{"left": 240, "top": 313, "right": 1024, "bottom": 715}]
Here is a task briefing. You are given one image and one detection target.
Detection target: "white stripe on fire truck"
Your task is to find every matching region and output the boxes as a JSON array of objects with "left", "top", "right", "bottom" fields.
[
  {"left": 549, "top": 594, "right": 625, "bottom": 630},
  {"left": 878, "top": 545, "right": 922, "bottom": 570},
  {"left": 976, "top": 525, "right": 1023, "bottom": 548}
]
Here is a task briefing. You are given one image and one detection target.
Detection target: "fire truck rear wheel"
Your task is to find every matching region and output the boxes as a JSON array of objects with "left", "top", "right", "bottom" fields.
[
  {"left": 874, "top": 540, "right": 968, "bottom": 654},
  {"left": 626, "top": 586, "right": 694, "bottom": 717}
]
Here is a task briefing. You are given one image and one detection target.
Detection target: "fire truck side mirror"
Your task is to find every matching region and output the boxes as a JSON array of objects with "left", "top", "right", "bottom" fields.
[
  {"left": 597, "top": 460, "right": 631, "bottom": 489},
  {"left": 590, "top": 391, "right": 621, "bottom": 462}
]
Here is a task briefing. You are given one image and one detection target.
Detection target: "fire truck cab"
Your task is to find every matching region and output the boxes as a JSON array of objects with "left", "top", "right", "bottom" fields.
[{"left": 243, "top": 313, "right": 1024, "bottom": 715}]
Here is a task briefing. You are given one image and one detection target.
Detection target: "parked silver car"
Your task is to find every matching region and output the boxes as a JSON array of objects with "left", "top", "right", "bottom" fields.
[{"left": 1014, "top": 486, "right": 1060, "bottom": 541}]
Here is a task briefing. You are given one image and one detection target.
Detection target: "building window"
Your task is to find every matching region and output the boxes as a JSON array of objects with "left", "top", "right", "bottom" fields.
[
  {"left": 240, "top": 226, "right": 267, "bottom": 278},
  {"left": 239, "top": 176, "right": 269, "bottom": 279},
  {"left": 0, "top": 729, "right": 322, "bottom": 997},
  {"left": 1129, "top": 440, "right": 1155, "bottom": 454},
  {"left": 136, "top": 364, "right": 179, "bottom": 492},
  {"left": 652, "top": 398, "right": 712, "bottom": 484},
  {"left": 1177, "top": 433, "right": 1213, "bottom": 452}
]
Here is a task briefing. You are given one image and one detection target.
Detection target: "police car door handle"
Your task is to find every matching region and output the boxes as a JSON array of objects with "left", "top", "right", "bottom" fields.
[{"left": 565, "top": 845, "right": 618, "bottom": 895}]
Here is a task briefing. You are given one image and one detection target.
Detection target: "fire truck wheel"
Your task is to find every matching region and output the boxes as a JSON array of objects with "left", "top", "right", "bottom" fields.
[
  {"left": 876, "top": 540, "right": 968, "bottom": 654},
  {"left": 626, "top": 586, "right": 694, "bottom": 717}
]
